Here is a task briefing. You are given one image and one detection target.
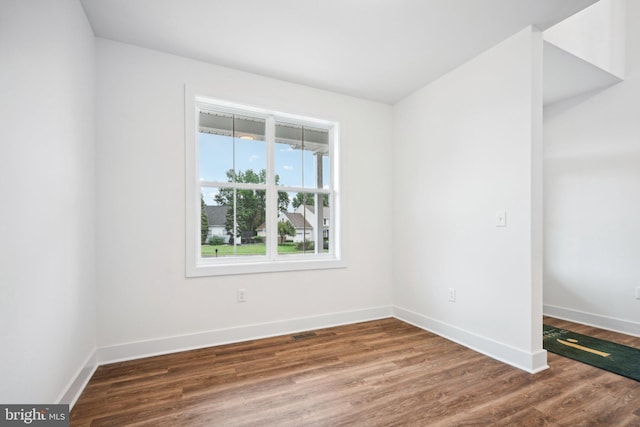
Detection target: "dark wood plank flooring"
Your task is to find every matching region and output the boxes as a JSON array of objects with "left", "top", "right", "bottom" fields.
[{"left": 70, "top": 317, "right": 640, "bottom": 426}]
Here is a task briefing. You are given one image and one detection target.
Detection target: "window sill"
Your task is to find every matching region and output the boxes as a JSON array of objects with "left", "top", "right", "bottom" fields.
[{"left": 186, "top": 257, "right": 346, "bottom": 277}]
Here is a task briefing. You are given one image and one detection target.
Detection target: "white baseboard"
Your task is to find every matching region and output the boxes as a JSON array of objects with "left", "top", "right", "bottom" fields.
[
  {"left": 57, "top": 350, "right": 98, "bottom": 409},
  {"left": 544, "top": 304, "right": 640, "bottom": 337},
  {"left": 96, "top": 306, "right": 392, "bottom": 365},
  {"left": 393, "top": 305, "right": 548, "bottom": 374}
]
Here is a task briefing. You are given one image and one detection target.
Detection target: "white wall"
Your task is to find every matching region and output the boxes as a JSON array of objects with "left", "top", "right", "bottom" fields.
[
  {"left": 0, "top": 0, "right": 96, "bottom": 403},
  {"left": 543, "top": 0, "right": 640, "bottom": 336},
  {"left": 95, "top": 39, "right": 393, "bottom": 356},
  {"left": 392, "top": 27, "right": 546, "bottom": 372}
]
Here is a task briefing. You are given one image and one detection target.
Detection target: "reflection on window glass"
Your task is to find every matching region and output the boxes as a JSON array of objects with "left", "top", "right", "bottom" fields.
[{"left": 275, "top": 123, "right": 329, "bottom": 189}]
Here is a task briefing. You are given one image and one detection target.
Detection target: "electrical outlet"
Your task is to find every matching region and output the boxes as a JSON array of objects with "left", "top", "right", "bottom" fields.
[
  {"left": 237, "top": 288, "right": 247, "bottom": 302},
  {"left": 448, "top": 288, "right": 456, "bottom": 302},
  {"left": 496, "top": 210, "right": 507, "bottom": 227}
]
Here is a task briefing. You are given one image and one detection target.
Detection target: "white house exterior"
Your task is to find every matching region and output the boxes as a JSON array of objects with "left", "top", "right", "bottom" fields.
[
  {"left": 256, "top": 205, "right": 329, "bottom": 244},
  {"left": 296, "top": 205, "right": 330, "bottom": 240},
  {"left": 204, "top": 205, "right": 230, "bottom": 243},
  {"left": 256, "top": 211, "right": 312, "bottom": 243}
]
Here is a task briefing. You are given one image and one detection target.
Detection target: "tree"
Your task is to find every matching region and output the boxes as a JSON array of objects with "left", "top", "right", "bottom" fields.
[
  {"left": 278, "top": 221, "right": 296, "bottom": 244},
  {"left": 214, "top": 169, "right": 289, "bottom": 240},
  {"left": 200, "top": 196, "right": 209, "bottom": 244},
  {"left": 292, "top": 192, "right": 329, "bottom": 209}
]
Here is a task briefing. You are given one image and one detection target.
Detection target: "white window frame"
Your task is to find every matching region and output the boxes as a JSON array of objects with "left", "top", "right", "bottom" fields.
[{"left": 185, "top": 86, "right": 343, "bottom": 277}]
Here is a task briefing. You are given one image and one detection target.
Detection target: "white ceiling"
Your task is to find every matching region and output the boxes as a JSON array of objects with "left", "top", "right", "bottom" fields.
[{"left": 80, "top": 0, "right": 597, "bottom": 104}]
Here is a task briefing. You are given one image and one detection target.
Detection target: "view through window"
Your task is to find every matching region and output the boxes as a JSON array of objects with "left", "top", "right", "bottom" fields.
[{"left": 187, "top": 94, "right": 340, "bottom": 276}]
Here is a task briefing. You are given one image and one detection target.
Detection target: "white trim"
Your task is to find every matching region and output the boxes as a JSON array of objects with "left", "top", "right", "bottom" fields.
[
  {"left": 276, "top": 186, "right": 331, "bottom": 194},
  {"left": 185, "top": 85, "right": 343, "bottom": 277},
  {"left": 185, "top": 85, "right": 200, "bottom": 277},
  {"left": 265, "top": 115, "right": 277, "bottom": 258},
  {"left": 188, "top": 257, "right": 346, "bottom": 277},
  {"left": 330, "top": 124, "right": 340, "bottom": 258},
  {"left": 199, "top": 181, "right": 267, "bottom": 190},
  {"left": 96, "top": 306, "right": 392, "bottom": 365},
  {"left": 393, "top": 306, "right": 548, "bottom": 374},
  {"left": 57, "top": 350, "right": 98, "bottom": 409},
  {"left": 544, "top": 304, "right": 640, "bottom": 337}
]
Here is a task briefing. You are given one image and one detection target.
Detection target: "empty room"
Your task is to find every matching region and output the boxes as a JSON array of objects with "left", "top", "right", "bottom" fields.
[{"left": 1, "top": 0, "right": 639, "bottom": 425}]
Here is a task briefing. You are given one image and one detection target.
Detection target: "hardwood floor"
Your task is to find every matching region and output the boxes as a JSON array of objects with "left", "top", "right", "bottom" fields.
[{"left": 71, "top": 318, "right": 640, "bottom": 426}]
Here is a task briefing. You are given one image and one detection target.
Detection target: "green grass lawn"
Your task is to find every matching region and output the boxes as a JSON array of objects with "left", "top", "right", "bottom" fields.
[
  {"left": 201, "top": 242, "right": 309, "bottom": 257},
  {"left": 277, "top": 243, "right": 308, "bottom": 254}
]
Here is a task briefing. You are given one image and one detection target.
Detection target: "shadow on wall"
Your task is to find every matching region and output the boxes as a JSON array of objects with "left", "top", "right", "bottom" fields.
[
  {"left": 544, "top": 148, "right": 640, "bottom": 320},
  {"left": 543, "top": 272, "right": 616, "bottom": 315},
  {"left": 544, "top": 84, "right": 619, "bottom": 118}
]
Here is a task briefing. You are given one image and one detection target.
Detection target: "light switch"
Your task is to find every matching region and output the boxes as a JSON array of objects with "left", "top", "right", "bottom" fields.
[{"left": 496, "top": 210, "right": 507, "bottom": 227}]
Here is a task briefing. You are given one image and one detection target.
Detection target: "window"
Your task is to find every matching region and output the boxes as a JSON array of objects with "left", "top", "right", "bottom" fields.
[{"left": 185, "top": 88, "right": 342, "bottom": 277}]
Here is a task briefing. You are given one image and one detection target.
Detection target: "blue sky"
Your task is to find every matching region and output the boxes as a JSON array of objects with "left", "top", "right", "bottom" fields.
[{"left": 199, "top": 133, "right": 329, "bottom": 209}]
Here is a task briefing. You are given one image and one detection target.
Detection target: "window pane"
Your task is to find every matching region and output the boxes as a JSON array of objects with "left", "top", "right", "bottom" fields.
[
  {"left": 199, "top": 111, "right": 265, "bottom": 183},
  {"left": 201, "top": 186, "right": 266, "bottom": 257},
  {"left": 276, "top": 191, "right": 329, "bottom": 255},
  {"left": 234, "top": 115, "right": 266, "bottom": 182},
  {"left": 275, "top": 123, "right": 329, "bottom": 189},
  {"left": 275, "top": 124, "right": 303, "bottom": 187},
  {"left": 199, "top": 132, "right": 233, "bottom": 183}
]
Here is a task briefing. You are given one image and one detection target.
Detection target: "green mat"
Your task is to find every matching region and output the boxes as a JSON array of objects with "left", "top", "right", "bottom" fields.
[{"left": 543, "top": 325, "right": 640, "bottom": 382}]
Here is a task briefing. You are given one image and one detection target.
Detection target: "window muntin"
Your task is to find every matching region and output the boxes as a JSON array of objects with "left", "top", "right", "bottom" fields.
[
  {"left": 274, "top": 123, "right": 330, "bottom": 190},
  {"left": 187, "top": 93, "right": 341, "bottom": 276}
]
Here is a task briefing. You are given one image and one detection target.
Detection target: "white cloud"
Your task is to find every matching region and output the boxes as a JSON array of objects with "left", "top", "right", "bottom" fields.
[
  {"left": 249, "top": 154, "right": 258, "bottom": 162},
  {"left": 283, "top": 165, "right": 294, "bottom": 171}
]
